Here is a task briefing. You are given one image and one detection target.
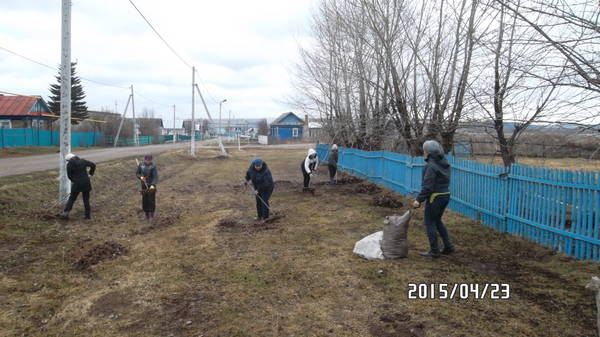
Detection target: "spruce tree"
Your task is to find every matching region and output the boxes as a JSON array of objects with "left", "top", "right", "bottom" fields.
[{"left": 48, "top": 61, "right": 89, "bottom": 124}]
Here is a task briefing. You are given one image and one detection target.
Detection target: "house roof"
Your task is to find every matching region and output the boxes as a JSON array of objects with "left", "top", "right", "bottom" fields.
[
  {"left": 0, "top": 95, "right": 54, "bottom": 117},
  {"left": 271, "top": 112, "right": 304, "bottom": 126},
  {"left": 136, "top": 118, "right": 163, "bottom": 128}
]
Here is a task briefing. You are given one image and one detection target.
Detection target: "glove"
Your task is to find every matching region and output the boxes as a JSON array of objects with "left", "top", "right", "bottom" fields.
[
  {"left": 149, "top": 185, "right": 156, "bottom": 190},
  {"left": 254, "top": 190, "right": 259, "bottom": 195}
]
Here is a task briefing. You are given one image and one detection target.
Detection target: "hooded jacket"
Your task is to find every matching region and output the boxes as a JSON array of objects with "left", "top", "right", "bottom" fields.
[
  {"left": 245, "top": 162, "right": 274, "bottom": 193},
  {"left": 416, "top": 153, "right": 450, "bottom": 203},
  {"left": 136, "top": 162, "right": 158, "bottom": 189},
  {"left": 302, "top": 149, "right": 319, "bottom": 173},
  {"left": 67, "top": 156, "right": 96, "bottom": 192}
]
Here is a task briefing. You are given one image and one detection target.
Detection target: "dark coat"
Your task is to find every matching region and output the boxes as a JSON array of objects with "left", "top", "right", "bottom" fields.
[
  {"left": 136, "top": 162, "right": 158, "bottom": 189},
  {"left": 416, "top": 153, "right": 450, "bottom": 203},
  {"left": 245, "top": 162, "right": 274, "bottom": 193},
  {"left": 328, "top": 150, "right": 338, "bottom": 166},
  {"left": 67, "top": 157, "right": 96, "bottom": 193}
]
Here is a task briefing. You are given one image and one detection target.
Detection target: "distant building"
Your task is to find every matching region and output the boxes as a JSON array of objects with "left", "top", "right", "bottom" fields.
[
  {"left": 0, "top": 95, "right": 56, "bottom": 129},
  {"left": 182, "top": 118, "right": 266, "bottom": 137},
  {"left": 161, "top": 127, "right": 186, "bottom": 137},
  {"left": 270, "top": 112, "right": 304, "bottom": 140}
]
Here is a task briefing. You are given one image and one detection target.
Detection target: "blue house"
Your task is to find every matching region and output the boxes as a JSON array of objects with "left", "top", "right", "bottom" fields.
[{"left": 270, "top": 112, "right": 305, "bottom": 140}]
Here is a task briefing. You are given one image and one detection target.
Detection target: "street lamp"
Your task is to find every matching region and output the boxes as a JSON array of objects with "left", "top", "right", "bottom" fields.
[{"left": 219, "top": 99, "right": 227, "bottom": 137}]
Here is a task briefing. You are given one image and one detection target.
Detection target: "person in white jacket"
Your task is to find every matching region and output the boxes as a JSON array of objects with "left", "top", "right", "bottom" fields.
[{"left": 301, "top": 148, "right": 319, "bottom": 190}]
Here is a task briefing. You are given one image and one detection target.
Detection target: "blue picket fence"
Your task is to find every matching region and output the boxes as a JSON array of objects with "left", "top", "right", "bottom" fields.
[
  {"left": 317, "top": 144, "right": 600, "bottom": 262},
  {"left": 0, "top": 128, "right": 103, "bottom": 148}
]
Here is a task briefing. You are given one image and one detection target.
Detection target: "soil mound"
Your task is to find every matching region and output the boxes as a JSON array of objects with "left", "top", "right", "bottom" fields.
[
  {"left": 372, "top": 194, "right": 404, "bottom": 208},
  {"left": 74, "top": 241, "right": 127, "bottom": 271}
]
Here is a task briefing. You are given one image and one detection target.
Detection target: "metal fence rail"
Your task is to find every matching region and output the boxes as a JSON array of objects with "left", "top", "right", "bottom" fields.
[{"left": 316, "top": 144, "right": 600, "bottom": 262}]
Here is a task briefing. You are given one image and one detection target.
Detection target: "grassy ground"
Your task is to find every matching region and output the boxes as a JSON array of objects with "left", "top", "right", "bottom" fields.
[
  {"left": 0, "top": 148, "right": 598, "bottom": 337},
  {"left": 472, "top": 155, "right": 600, "bottom": 171},
  {"left": 0, "top": 146, "right": 99, "bottom": 158}
]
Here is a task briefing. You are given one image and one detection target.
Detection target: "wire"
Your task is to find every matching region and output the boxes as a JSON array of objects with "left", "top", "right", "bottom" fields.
[
  {"left": 0, "top": 45, "right": 56, "bottom": 70},
  {"left": 0, "top": 44, "right": 128, "bottom": 90},
  {"left": 128, "top": 0, "right": 192, "bottom": 69}
]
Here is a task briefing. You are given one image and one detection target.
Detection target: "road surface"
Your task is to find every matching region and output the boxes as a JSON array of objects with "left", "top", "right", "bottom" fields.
[{"left": 0, "top": 142, "right": 316, "bottom": 177}]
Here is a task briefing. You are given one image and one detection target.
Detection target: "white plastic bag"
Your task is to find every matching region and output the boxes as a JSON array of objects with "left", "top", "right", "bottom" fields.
[{"left": 353, "top": 231, "right": 385, "bottom": 260}]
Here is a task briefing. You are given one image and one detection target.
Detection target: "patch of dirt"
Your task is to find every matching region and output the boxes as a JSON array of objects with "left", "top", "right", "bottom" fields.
[
  {"left": 217, "top": 214, "right": 284, "bottom": 233},
  {"left": 369, "top": 310, "right": 425, "bottom": 337},
  {"left": 354, "top": 182, "right": 382, "bottom": 195},
  {"left": 336, "top": 174, "right": 363, "bottom": 185},
  {"left": 133, "top": 214, "right": 181, "bottom": 235},
  {"left": 89, "top": 290, "right": 135, "bottom": 317},
  {"left": 274, "top": 180, "right": 301, "bottom": 190},
  {"left": 73, "top": 241, "right": 127, "bottom": 271},
  {"left": 371, "top": 194, "right": 404, "bottom": 208}
]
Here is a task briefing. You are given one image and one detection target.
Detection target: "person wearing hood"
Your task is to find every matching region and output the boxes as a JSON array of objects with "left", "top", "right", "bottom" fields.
[
  {"left": 136, "top": 154, "right": 159, "bottom": 221},
  {"left": 413, "top": 140, "right": 454, "bottom": 258},
  {"left": 301, "top": 148, "right": 319, "bottom": 190},
  {"left": 328, "top": 144, "right": 339, "bottom": 184},
  {"left": 245, "top": 158, "right": 274, "bottom": 220},
  {"left": 61, "top": 153, "right": 96, "bottom": 219}
]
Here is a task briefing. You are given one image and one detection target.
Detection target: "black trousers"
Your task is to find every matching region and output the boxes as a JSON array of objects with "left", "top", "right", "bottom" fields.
[
  {"left": 142, "top": 189, "right": 156, "bottom": 213},
  {"left": 256, "top": 188, "right": 273, "bottom": 219},
  {"left": 64, "top": 190, "right": 91, "bottom": 218},
  {"left": 328, "top": 164, "right": 337, "bottom": 181},
  {"left": 424, "top": 194, "right": 452, "bottom": 253}
]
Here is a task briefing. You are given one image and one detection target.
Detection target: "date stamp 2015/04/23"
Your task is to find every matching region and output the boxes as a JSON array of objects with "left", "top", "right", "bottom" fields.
[{"left": 407, "top": 283, "right": 510, "bottom": 300}]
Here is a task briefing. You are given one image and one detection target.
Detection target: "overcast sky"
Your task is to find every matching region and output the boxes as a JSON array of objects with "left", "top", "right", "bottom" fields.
[{"left": 0, "top": 0, "right": 317, "bottom": 126}]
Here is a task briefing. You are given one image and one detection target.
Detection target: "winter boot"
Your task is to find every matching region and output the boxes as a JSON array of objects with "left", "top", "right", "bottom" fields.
[
  {"left": 441, "top": 246, "right": 455, "bottom": 255},
  {"left": 419, "top": 251, "right": 441, "bottom": 258},
  {"left": 60, "top": 211, "right": 69, "bottom": 219}
]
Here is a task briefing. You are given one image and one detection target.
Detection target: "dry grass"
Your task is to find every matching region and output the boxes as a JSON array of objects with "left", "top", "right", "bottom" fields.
[
  {"left": 472, "top": 155, "right": 600, "bottom": 171},
  {"left": 0, "top": 148, "right": 598, "bottom": 337}
]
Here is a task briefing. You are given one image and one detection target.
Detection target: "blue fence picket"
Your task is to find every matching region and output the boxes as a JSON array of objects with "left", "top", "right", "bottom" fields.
[
  {"left": 317, "top": 143, "right": 600, "bottom": 262},
  {"left": 0, "top": 128, "right": 103, "bottom": 148}
]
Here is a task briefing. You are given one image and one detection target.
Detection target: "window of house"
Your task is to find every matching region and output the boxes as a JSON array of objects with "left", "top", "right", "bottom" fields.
[
  {"left": 0, "top": 120, "right": 11, "bottom": 129},
  {"left": 292, "top": 128, "right": 299, "bottom": 137}
]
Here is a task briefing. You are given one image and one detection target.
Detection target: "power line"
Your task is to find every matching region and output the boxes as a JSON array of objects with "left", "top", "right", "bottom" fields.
[
  {"left": 128, "top": 0, "right": 192, "bottom": 69},
  {"left": 0, "top": 45, "right": 55, "bottom": 70},
  {"left": 0, "top": 44, "right": 128, "bottom": 90}
]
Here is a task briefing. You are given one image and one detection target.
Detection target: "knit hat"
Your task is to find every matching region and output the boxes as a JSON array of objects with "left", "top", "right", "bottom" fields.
[
  {"left": 144, "top": 154, "right": 153, "bottom": 161},
  {"left": 332, "top": 144, "right": 338, "bottom": 150},
  {"left": 252, "top": 158, "right": 264, "bottom": 166},
  {"left": 422, "top": 140, "right": 443, "bottom": 155},
  {"left": 65, "top": 153, "right": 75, "bottom": 161}
]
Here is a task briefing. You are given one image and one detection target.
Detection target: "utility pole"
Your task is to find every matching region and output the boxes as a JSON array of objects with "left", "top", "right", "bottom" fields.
[
  {"left": 219, "top": 99, "right": 227, "bottom": 141},
  {"left": 173, "top": 104, "right": 176, "bottom": 143},
  {"left": 58, "top": 0, "right": 72, "bottom": 203},
  {"left": 114, "top": 93, "right": 132, "bottom": 147},
  {"left": 228, "top": 109, "right": 231, "bottom": 139},
  {"left": 130, "top": 85, "right": 138, "bottom": 146},
  {"left": 191, "top": 66, "right": 196, "bottom": 156}
]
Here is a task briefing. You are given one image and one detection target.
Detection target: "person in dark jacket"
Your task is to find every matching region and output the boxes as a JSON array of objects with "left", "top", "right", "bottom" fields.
[
  {"left": 61, "top": 153, "right": 96, "bottom": 219},
  {"left": 245, "top": 158, "right": 274, "bottom": 220},
  {"left": 413, "top": 140, "right": 454, "bottom": 258},
  {"left": 301, "top": 148, "right": 319, "bottom": 190},
  {"left": 136, "top": 154, "right": 159, "bottom": 221},
  {"left": 328, "top": 144, "right": 339, "bottom": 184}
]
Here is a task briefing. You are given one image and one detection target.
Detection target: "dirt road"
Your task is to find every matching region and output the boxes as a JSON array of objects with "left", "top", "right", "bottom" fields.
[{"left": 0, "top": 142, "right": 315, "bottom": 177}]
